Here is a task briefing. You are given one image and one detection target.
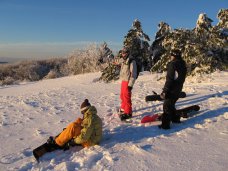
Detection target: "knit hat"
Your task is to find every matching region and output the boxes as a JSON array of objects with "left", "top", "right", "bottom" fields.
[{"left": 80, "top": 99, "right": 91, "bottom": 113}]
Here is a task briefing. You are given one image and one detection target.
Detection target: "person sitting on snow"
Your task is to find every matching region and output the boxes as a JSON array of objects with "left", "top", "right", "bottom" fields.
[{"left": 47, "top": 99, "right": 103, "bottom": 149}]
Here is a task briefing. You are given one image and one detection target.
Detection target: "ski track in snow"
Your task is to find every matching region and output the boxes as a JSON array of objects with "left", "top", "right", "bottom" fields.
[{"left": 0, "top": 71, "right": 227, "bottom": 171}]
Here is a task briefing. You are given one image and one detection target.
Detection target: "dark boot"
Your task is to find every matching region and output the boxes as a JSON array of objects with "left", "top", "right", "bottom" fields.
[
  {"left": 158, "top": 124, "right": 170, "bottom": 129},
  {"left": 119, "top": 113, "right": 132, "bottom": 121},
  {"left": 118, "top": 108, "right": 125, "bottom": 115},
  {"left": 158, "top": 116, "right": 170, "bottom": 129},
  {"left": 46, "top": 136, "right": 61, "bottom": 151},
  {"left": 172, "top": 114, "right": 181, "bottom": 123},
  {"left": 179, "top": 111, "right": 188, "bottom": 118},
  {"left": 172, "top": 119, "right": 181, "bottom": 123}
]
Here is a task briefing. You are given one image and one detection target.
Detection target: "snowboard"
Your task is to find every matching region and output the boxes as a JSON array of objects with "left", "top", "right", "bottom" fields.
[
  {"left": 33, "top": 140, "right": 83, "bottom": 162},
  {"left": 145, "top": 91, "right": 186, "bottom": 102},
  {"left": 33, "top": 118, "right": 83, "bottom": 161},
  {"left": 33, "top": 142, "right": 58, "bottom": 161},
  {"left": 141, "top": 105, "right": 200, "bottom": 124}
]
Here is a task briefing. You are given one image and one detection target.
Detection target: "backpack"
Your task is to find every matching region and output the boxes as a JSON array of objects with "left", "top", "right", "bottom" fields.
[{"left": 129, "top": 57, "right": 142, "bottom": 79}]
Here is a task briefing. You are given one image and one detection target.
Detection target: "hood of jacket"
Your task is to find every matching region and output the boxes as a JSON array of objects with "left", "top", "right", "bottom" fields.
[{"left": 84, "top": 106, "right": 97, "bottom": 118}]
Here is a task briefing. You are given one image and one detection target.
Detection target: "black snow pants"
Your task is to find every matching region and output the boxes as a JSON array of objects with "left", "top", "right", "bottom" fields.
[{"left": 162, "top": 97, "right": 180, "bottom": 127}]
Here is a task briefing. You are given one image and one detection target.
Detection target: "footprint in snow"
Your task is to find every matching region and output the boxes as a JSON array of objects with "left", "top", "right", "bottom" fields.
[
  {"left": 0, "top": 148, "right": 32, "bottom": 164},
  {"left": 0, "top": 154, "right": 23, "bottom": 164},
  {"left": 22, "top": 101, "right": 39, "bottom": 108},
  {"left": 35, "top": 129, "right": 47, "bottom": 136}
]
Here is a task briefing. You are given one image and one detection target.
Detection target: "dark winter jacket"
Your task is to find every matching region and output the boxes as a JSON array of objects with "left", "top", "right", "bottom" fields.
[{"left": 163, "top": 57, "right": 187, "bottom": 98}]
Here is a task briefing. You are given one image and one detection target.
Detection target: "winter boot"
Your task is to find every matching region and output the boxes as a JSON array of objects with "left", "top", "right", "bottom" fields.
[
  {"left": 179, "top": 111, "right": 188, "bottom": 118},
  {"left": 119, "top": 113, "right": 132, "bottom": 121},
  {"left": 158, "top": 115, "right": 171, "bottom": 129},
  {"left": 158, "top": 124, "right": 170, "bottom": 129},
  {"left": 46, "top": 136, "right": 61, "bottom": 151},
  {"left": 172, "top": 119, "right": 181, "bottom": 123},
  {"left": 172, "top": 114, "right": 181, "bottom": 123},
  {"left": 118, "top": 108, "right": 125, "bottom": 115}
]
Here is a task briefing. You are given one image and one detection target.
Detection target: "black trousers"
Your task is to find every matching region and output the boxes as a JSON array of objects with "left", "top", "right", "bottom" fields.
[{"left": 162, "top": 97, "right": 179, "bottom": 126}]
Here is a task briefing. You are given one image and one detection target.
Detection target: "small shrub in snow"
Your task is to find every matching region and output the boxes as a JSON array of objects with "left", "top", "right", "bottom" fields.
[
  {"left": 67, "top": 44, "right": 106, "bottom": 75},
  {"left": 0, "top": 58, "right": 67, "bottom": 85},
  {"left": 0, "top": 76, "right": 15, "bottom": 85},
  {"left": 44, "top": 70, "right": 58, "bottom": 79}
]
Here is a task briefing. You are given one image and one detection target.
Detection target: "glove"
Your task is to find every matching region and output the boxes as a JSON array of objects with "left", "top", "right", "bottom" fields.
[
  {"left": 47, "top": 136, "right": 55, "bottom": 145},
  {"left": 63, "top": 139, "right": 77, "bottom": 151},
  {"left": 160, "top": 92, "right": 166, "bottom": 100},
  {"left": 128, "top": 86, "right": 132, "bottom": 92}
]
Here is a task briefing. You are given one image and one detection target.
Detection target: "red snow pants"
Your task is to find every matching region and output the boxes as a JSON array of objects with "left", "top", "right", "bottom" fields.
[{"left": 120, "top": 81, "right": 132, "bottom": 114}]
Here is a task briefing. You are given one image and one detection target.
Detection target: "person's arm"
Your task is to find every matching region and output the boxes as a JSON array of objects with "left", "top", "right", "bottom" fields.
[
  {"left": 163, "top": 62, "right": 175, "bottom": 94},
  {"left": 74, "top": 116, "right": 93, "bottom": 144},
  {"left": 74, "top": 118, "right": 83, "bottom": 124},
  {"left": 128, "top": 60, "right": 137, "bottom": 88}
]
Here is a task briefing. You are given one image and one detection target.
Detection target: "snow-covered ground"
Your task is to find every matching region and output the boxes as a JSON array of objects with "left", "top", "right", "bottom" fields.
[{"left": 0, "top": 71, "right": 227, "bottom": 171}]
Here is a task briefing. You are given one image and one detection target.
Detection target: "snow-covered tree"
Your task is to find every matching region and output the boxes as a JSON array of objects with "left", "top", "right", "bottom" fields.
[
  {"left": 150, "top": 9, "right": 228, "bottom": 75},
  {"left": 99, "top": 19, "right": 151, "bottom": 82},
  {"left": 67, "top": 44, "right": 106, "bottom": 75}
]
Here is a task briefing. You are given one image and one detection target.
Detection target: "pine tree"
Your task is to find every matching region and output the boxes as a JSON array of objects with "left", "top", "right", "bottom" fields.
[
  {"left": 99, "top": 19, "right": 151, "bottom": 82},
  {"left": 97, "top": 42, "right": 114, "bottom": 65},
  {"left": 123, "top": 19, "right": 151, "bottom": 70},
  {"left": 151, "top": 9, "right": 228, "bottom": 75}
]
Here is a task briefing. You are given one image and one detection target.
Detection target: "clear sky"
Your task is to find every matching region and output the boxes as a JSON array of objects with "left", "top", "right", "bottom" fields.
[{"left": 0, "top": 0, "right": 227, "bottom": 59}]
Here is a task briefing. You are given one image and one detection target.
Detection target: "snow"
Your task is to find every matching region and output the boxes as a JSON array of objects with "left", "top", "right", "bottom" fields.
[{"left": 0, "top": 71, "right": 228, "bottom": 171}]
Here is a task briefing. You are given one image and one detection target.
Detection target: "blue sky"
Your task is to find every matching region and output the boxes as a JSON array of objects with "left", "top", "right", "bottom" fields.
[{"left": 0, "top": 0, "right": 227, "bottom": 59}]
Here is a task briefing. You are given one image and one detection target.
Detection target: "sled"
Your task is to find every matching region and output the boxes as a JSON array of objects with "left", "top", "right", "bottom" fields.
[
  {"left": 145, "top": 91, "right": 186, "bottom": 102},
  {"left": 141, "top": 105, "right": 200, "bottom": 124}
]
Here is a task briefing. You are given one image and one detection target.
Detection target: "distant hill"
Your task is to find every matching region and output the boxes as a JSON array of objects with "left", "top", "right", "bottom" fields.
[
  {"left": 0, "top": 62, "right": 8, "bottom": 64},
  {"left": 0, "top": 57, "right": 27, "bottom": 64}
]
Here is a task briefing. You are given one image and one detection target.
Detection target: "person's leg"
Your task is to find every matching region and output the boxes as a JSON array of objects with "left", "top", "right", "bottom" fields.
[
  {"left": 55, "top": 122, "right": 82, "bottom": 147},
  {"left": 120, "top": 81, "right": 125, "bottom": 113},
  {"left": 122, "top": 81, "right": 132, "bottom": 115},
  {"left": 119, "top": 81, "right": 132, "bottom": 120},
  {"left": 121, "top": 81, "right": 132, "bottom": 114},
  {"left": 160, "top": 99, "right": 172, "bottom": 129},
  {"left": 171, "top": 98, "right": 181, "bottom": 123}
]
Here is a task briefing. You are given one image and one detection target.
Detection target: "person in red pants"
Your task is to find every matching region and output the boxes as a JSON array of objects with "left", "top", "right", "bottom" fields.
[{"left": 119, "top": 48, "right": 137, "bottom": 120}]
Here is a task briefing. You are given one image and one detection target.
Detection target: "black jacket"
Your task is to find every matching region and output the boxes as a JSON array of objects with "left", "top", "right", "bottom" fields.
[{"left": 163, "top": 58, "right": 187, "bottom": 98}]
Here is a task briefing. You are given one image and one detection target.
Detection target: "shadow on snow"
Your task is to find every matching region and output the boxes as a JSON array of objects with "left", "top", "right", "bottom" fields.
[{"left": 102, "top": 91, "right": 228, "bottom": 149}]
